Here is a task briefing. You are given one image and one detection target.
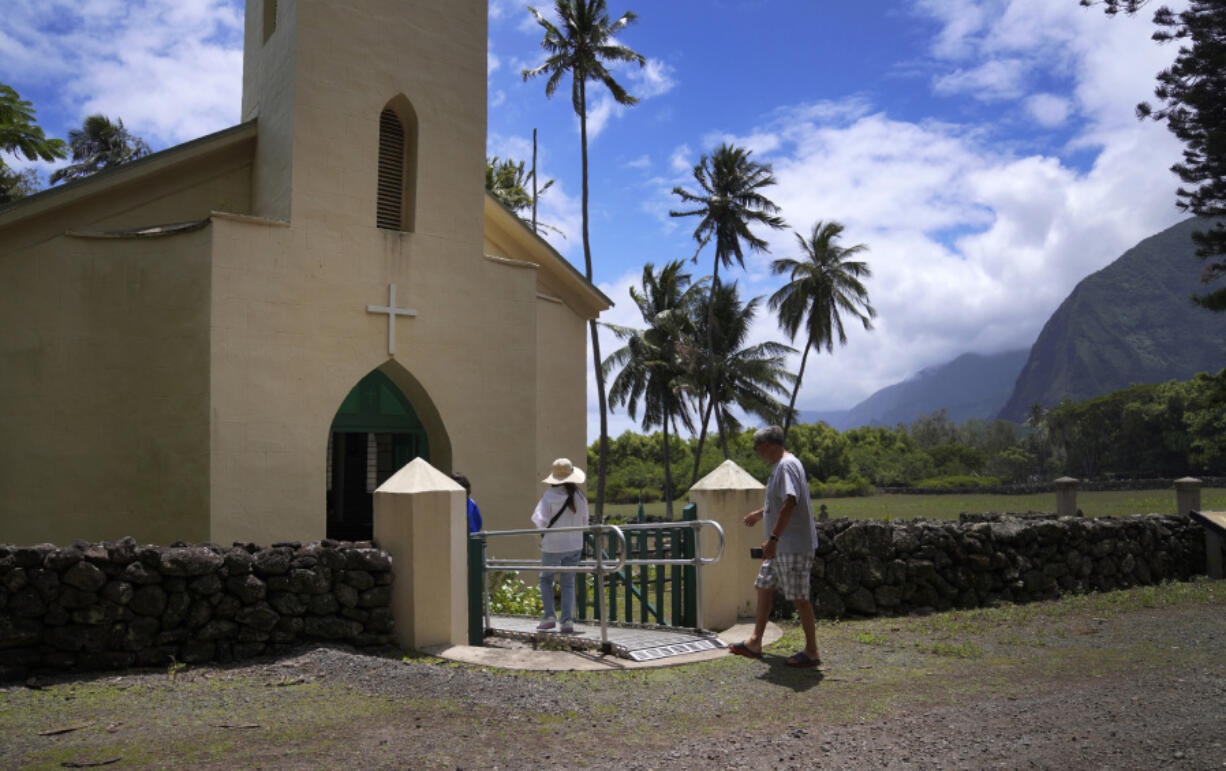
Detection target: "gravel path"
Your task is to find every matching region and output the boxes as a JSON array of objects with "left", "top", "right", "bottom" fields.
[{"left": 4, "top": 581, "right": 1225, "bottom": 769}]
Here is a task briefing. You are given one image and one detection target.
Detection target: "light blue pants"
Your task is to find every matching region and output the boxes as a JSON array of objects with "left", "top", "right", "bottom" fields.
[{"left": 539, "top": 549, "right": 582, "bottom": 624}]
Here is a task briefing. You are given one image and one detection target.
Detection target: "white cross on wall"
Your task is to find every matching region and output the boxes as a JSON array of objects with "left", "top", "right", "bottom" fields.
[{"left": 367, "top": 284, "right": 417, "bottom": 356}]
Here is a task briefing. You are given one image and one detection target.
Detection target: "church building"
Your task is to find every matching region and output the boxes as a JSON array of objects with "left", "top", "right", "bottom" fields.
[{"left": 0, "top": 0, "right": 608, "bottom": 546}]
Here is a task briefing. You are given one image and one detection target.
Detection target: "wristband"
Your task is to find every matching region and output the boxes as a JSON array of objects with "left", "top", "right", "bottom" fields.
[{"left": 768, "top": 534, "right": 779, "bottom": 542}]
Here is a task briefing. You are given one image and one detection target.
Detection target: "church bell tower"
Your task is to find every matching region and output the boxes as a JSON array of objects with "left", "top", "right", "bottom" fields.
[{"left": 238, "top": 0, "right": 487, "bottom": 245}]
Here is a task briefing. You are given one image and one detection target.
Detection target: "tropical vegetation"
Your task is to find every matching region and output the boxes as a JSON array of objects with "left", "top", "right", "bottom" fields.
[
  {"left": 770, "top": 221, "right": 876, "bottom": 438},
  {"left": 590, "top": 368, "right": 1226, "bottom": 504},
  {"left": 0, "top": 83, "right": 67, "bottom": 203},
  {"left": 49, "top": 114, "right": 150, "bottom": 184},
  {"left": 484, "top": 154, "right": 557, "bottom": 236},
  {"left": 670, "top": 143, "right": 788, "bottom": 452},
  {"left": 603, "top": 260, "right": 701, "bottom": 517}
]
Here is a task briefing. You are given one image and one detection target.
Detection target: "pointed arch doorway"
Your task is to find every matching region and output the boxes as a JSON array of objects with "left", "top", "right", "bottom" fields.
[{"left": 326, "top": 369, "right": 429, "bottom": 541}]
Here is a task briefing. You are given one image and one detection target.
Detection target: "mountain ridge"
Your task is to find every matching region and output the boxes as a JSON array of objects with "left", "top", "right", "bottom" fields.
[
  {"left": 997, "top": 217, "right": 1226, "bottom": 421},
  {"left": 800, "top": 349, "right": 1028, "bottom": 431}
]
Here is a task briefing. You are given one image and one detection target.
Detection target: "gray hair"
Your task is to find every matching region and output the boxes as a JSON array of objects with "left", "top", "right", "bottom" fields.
[{"left": 753, "top": 425, "right": 785, "bottom": 447}]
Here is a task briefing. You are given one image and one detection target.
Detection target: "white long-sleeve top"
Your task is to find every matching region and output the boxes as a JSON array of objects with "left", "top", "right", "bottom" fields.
[{"left": 531, "top": 485, "right": 590, "bottom": 553}]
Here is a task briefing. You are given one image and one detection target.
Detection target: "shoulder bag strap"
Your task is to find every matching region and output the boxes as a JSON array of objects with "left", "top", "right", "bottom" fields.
[{"left": 546, "top": 490, "right": 575, "bottom": 528}]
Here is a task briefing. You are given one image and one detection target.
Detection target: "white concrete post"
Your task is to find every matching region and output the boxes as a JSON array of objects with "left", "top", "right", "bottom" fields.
[
  {"left": 1055, "top": 477, "right": 1080, "bottom": 517},
  {"left": 689, "top": 460, "right": 766, "bottom": 631},
  {"left": 372, "top": 458, "right": 467, "bottom": 650},
  {"left": 1174, "top": 477, "right": 1202, "bottom": 516}
]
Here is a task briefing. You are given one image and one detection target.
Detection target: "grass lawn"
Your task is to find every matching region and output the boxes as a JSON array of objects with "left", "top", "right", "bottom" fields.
[{"left": 604, "top": 487, "right": 1226, "bottom": 522}]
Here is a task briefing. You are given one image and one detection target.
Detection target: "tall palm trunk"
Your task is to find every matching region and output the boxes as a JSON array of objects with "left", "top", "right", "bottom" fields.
[
  {"left": 716, "top": 406, "right": 730, "bottom": 458},
  {"left": 707, "top": 262, "right": 729, "bottom": 459},
  {"left": 690, "top": 395, "right": 714, "bottom": 485},
  {"left": 783, "top": 340, "right": 812, "bottom": 440},
  {"left": 579, "top": 80, "right": 610, "bottom": 522},
  {"left": 662, "top": 410, "right": 673, "bottom": 519}
]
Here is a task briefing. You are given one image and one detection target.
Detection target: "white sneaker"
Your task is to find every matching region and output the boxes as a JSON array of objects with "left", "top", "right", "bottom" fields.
[{"left": 559, "top": 623, "right": 574, "bottom": 634}]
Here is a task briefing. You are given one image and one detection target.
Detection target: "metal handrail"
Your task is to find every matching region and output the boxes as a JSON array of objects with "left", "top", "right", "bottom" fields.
[
  {"left": 481, "top": 523, "right": 627, "bottom": 573},
  {"left": 614, "top": 520, "right": 725, "bottom": 567}
]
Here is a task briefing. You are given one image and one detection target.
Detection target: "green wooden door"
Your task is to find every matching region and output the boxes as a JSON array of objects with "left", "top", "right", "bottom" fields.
[{"left": 326, "top": 370, "right": 429, "bottom": 540}]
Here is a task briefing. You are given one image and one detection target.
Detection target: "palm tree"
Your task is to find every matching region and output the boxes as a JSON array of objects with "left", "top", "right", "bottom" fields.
[
  {"left": 670, "top": 143, "right": 786, "bottom": 450},
  {"left": 485, "top": 155, "right": 562, "bottom": 236},
  {"left": 769, "top": 221, "right": 876, "bottom": 439},
  {"left": 50, "top": 114, "right": 151, "bottom": 184},
  {"left": 523, "top": 0, "right": 645, "bottom": 521},
  {"left": 689, "top": 281, "right": 796, "bottom": 471},
  {"left": 602, "top": 260, "right": 700, "bottom": 517},
  {"left": 485, "top": 156, "right": 534, "bottom": 213}
]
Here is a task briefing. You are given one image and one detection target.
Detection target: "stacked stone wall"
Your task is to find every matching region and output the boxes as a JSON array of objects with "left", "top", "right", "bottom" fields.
[
  {"left": 879, "top": 477, "right": 1226, "bottom": 496},
  {"left": 0, "top": 539, "right": 393, "bottom": 678},
  {"left": 808, "top": 513, "right": 1206, "bottom": 618}
]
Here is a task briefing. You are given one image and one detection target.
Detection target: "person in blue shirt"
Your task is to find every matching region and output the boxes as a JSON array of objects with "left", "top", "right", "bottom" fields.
[{"left": 451, "top": 472, "right": 482, "bottom": 533}]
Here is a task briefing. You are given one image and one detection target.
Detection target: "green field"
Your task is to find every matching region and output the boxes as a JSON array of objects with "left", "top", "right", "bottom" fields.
[{"left": 603, "top": 487, "right": 1226, "bottom": 522}]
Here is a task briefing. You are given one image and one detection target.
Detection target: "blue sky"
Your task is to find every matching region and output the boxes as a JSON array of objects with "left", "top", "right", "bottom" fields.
[{"left": 3, "top": 0, "right": 1190, "bottom": 439}]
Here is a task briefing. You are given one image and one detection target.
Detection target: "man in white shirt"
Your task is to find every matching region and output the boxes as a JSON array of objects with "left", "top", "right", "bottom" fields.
[{"left": 728, "top": 425, "right": 821, "bottom": 667}]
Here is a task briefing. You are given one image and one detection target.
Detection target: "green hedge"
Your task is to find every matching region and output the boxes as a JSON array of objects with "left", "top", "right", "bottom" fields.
[
  {"left": 811, "top": 474, "right": 874, "bottom": 498},
  {"left": 913, "top": 474, "right": 1001, "bottom": 490}
]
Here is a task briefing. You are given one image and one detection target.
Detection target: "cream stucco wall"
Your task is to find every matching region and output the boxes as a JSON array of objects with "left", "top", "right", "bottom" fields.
[
  {"left": 206, "top": 213, "right": 543, "bottom": 544},
  {"left": 0, "top": 229, "right": 213, "bottom": 545}
]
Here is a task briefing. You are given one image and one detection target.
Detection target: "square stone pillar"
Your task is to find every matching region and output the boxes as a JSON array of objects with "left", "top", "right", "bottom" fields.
[
  {"left": 1055, "top": 477, "right": 1080, "bottom": 517},
  {"left": 689, "top": 460, "right": 766, "bottom": 631},
  {"left": 1175, "top": 477, "right": 1202, "bottom": 516},
  {"left": 373, "top": 458, "right": 467, "bottom": 650}
]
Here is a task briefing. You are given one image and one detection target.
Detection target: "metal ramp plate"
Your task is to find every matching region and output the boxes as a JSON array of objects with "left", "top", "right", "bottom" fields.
[
  {"left": 625, "top": 638, "right": 723, "bottom": 662},
  {"left": 486, "top": 614, "right": 726, "bottom": 660}
]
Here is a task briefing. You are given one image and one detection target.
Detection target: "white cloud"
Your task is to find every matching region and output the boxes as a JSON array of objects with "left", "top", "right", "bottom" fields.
[
  {"left": 669, "top": 144, "right": 693, "bottom": 174},
  {"left": 628, "top": 59, "right": 677, "bottom": 100},
  {"left": 1026, "top": 93, "right": 1071, "bottom": 127},
  {"left": 626, "top": 154, "right": 651, "bottom": 170},
  {"left": 4, "top": 0, "right": 244, "bottom": 148},
  {"left": 932, "top": 58, "right": 1028, "bottom": 100},
  {"left": 585, "top": 95, "right": 619, "bottom": 139},
  {"left": 488, "top": 51, "right": 501, "bottom": 75},
  {"left": 488, "top": 0, "right": 513, "bottom": 21}
]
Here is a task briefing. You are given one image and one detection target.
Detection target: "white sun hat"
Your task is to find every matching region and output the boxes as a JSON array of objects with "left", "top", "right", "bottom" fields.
[{"left": 542, "top": 457, "right": 586, "bottom": 485}]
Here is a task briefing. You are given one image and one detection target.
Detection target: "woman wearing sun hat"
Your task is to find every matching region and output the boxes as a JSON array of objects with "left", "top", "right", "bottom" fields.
[{"left": 530, "top": 458, "right": 590, "bottom": 633}]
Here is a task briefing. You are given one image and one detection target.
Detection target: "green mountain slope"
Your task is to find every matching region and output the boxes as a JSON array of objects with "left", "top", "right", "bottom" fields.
[{"left": 998, "top": 217, "right": 1226, "bottom": 422}]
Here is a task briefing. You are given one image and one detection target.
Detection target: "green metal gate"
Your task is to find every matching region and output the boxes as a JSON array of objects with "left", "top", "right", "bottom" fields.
[{"left": 466, "top": 503, "right": 724, "bottom": 650}]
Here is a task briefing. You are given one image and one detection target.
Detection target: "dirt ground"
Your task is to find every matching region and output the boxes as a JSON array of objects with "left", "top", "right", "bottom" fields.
[{"left": 2, "top": 578, "right": 1225, "bottom": 769}]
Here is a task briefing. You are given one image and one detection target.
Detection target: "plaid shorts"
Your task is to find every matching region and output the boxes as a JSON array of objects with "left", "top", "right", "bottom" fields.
[{"left": 754, "top": 551, "right": 814, "bottom": 601}]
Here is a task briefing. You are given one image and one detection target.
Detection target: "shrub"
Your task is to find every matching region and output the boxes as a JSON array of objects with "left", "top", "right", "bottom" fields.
[
  {"left": 914, "top": 474, "right": 1001, "bottom": 490},
  {"left": 811, "top": 474, "right": 874, "bottom": 498},
  {"left": 487, "top": 571, "right": 542, "bottom": 615}
]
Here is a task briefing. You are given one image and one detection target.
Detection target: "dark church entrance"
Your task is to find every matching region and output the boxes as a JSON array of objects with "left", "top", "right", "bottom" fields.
[{"left": 326, "top": 370, "right": 429, "bottom": 541}]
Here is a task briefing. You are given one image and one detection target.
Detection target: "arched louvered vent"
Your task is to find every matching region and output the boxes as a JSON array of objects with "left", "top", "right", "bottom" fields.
[
  {"left": 377, "top": 109, "right": 405, "bottom": 230},
  {"left": 263, "top": 0, "right": 277, "bottom": 43}
]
